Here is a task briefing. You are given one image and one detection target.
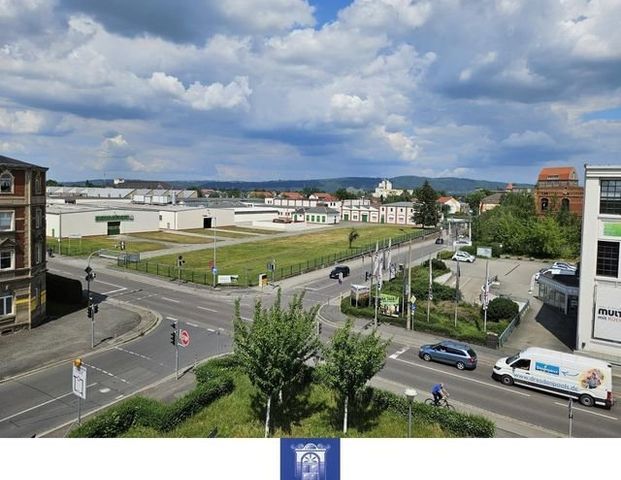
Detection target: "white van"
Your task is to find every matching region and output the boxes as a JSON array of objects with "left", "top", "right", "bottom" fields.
[{"left": 492, "top": 347, "right": 614, "bottom": 408}]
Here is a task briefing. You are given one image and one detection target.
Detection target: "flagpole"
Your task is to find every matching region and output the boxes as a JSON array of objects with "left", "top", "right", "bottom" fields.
[
  {"left": 484, "top": 260, "right": 489, "bottom": 333},
  {"left": 454, "top": 257, "right": 460, "bottom": 328},
  {"left": 374, "top": 241, "right": 379, "bottom": 329},
  {"left": 406, "top": 242, "right": 412, "bottom": 330},
  {"left": 426, "top": 254, "right": 432, "bottom": 323}
]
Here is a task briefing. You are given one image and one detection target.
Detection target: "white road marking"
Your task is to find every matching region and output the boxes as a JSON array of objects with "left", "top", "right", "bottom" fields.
[
  {"left": 161, "top": 296, "right": 180, "bottom": 303},
  {"left": 102, "top": 287, "right": 127, "bottom": 295},
  {"left": 241, "top": 316, "right": 253, "bottom": 322},
  {"left": 553, "top": 402, "right": 618, "bottom": 420},
  {"left": 114, "top": 346, "right": 152, "bottom": 361},
  {"left": 207, "top": 328, "right": 215, "bottom": 333},
  {"left": 85, "top": 364, "right": 131, "bottom": 385},
  {"left": 389, "top": 347, "right": 409, "bottom": 360},
  {"left": 0, "top": 382, "right": 98, "bottom": 424},
  {"left": 115, "top": 394, "right": 125, "bottom": 400},
  {"left": 99, "top": 388, "right": 111, "bottom": 394},
  {"left": 392, "top": 357, "right": 531, "bottom": 397},
  {"left": 95, "top": 280, "right": 126, "bottom": 289},
  {"left": 185, "top": 322, "right": 199, "bottom": 328},
  {"left": 166, "top": 316, "right": 178, "bottom": 321},
  {"left": 197, "top": 306, "right": 218, "bottom": 313}
]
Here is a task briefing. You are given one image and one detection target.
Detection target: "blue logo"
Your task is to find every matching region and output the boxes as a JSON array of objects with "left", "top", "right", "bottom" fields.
[
  {"left": 280, "top": 438, "right": 340, "bottom": 480},
  {"left": 535, "top": 362, "right": 560, "bottom": 375}
]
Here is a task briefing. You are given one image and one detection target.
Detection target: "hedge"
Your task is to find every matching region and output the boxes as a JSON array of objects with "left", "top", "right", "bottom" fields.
[
  {"left": 46, "top": 272, "right": 83, "bottom": 304},
  {"left": 436, "top": 250, "right": 454, "bottom": 260},
  {"left": 484, "top": 297, "right": 519, "bottom": 322},
  {"left": 369, "top": 388, "right": 495, "bottom": 438},
  {"left": 69, "top": 356, "right": 235, "bottom": 438}
]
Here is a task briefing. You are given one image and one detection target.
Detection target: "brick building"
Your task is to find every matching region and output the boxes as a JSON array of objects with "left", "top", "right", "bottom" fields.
[
  {"left": 0, "top": 155, "right": 47, "bottom": 334},
  {"left": 534, "top": 166, "right": 583, "bottom": 217}
]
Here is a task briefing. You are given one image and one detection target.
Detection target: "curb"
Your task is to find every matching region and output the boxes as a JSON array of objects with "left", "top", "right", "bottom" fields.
[{"left": 0, "top": 302, "right": 161, "bottom": 385}]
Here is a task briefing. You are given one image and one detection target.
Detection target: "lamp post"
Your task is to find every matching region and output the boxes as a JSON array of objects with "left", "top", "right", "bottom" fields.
[{"left": 405, "top": 388, "right": 418, "bottom": 437}]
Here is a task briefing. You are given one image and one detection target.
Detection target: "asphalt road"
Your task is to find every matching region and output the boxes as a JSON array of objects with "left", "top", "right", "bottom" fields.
[{"left": 1, "top": 238, "right": 619, "bottom": 437}]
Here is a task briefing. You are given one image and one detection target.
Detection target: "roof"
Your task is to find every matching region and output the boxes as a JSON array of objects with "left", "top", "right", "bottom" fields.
[
  {"left": 481, "top": 192, "right": 504, "bottom": 204},
  {"left": 538, "top": 167, "right": 577, "bottom": 182},
  {"left": 305, "top": 206, "right": 340, "bottom": 214},
  {"left": 381, "top": 202, "right": 418, "bottom": 207},
  {"left": 312, "top": 192, "right": 336, "bottom": 201},
  {"left": 280, "top": 192, "right": 305, "bottom": 200},
  {"left": 0, "top": 154, "right": 47, "bottom": 170},
  {"left": 437, "top": 196, "right": 456, "bottom": 203},
  {"left": 521, "top": 347, "right": 611, "bottom": 369}
]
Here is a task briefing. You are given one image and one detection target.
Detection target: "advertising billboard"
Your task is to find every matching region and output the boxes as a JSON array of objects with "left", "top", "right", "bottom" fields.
[{"left": 593, "top": 285, "right": 621, "bottom": 342}]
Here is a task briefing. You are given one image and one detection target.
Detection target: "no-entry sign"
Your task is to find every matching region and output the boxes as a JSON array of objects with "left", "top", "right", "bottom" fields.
[{"left": 179, "top": 329, "right": 190, "bottom": 347}]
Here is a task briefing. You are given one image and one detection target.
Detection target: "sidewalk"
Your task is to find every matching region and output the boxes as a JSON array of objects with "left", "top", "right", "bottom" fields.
[{"left": 0, "top": 299, "right": 160, "bottom": 383}]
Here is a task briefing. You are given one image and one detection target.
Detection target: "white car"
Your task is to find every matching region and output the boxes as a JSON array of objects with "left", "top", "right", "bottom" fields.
[
  {"left": 452, "top": 251, "right": 475, "bottom": 263},
  {"left": 551, "top": 261, "right": 577, "bottom": 271},
  {"left": 454, "top": 239, "right": 472, "bottom": 246}
]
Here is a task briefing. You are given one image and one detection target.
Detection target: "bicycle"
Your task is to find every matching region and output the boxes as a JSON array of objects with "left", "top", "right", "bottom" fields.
[{"left": 424, "top": 396, "right": 456, "bottom": 410}]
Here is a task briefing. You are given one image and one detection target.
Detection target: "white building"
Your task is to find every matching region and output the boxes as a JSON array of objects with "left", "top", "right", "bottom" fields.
[
  {"left": 577, "top": 165, "right": 621, "bottom": 359},
  {"left": 303, "top": 206, "right": 341, "bottom": 224},
  {"left": 341, "top": 202, "right": 379, "bottom": 223},
  {"left": 437, "top": 196, "right": 461, "bottom": 215},
  {"left": 372, "top": 179, "right": 403, "bottom": 199},
  {"left": 379, "top": 202, "right": 419, "bottom": 225}
]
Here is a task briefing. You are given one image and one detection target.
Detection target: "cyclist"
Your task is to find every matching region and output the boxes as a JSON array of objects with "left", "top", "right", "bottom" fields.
[{"left": 431, "top": 383, "right": 448, "bottom": 405}]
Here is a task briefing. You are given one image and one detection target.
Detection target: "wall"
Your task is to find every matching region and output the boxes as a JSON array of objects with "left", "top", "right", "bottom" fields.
[{"left": 48, "top": 209, "right": 159, "bottom": 237}]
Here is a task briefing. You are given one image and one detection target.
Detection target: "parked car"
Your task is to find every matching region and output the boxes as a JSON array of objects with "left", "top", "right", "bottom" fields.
[
  {"left": 419, "top": 340, "right": 478, "bottom": 370},
  {"left": 551, "top": 261, "right": 577, "bottom": 271},
  {"left": 454, "top": 239, "right": 472, "bottom": 246},
  {"left": 435, "top": 237, "right": 444, "bottom": 244},
  {"left": 534, "top": 267, "right": 552, "bottom": 283},
  {"left": 272, "top": 217, "right": 292, "bottom": 223},
  {"left": 329, "top": 265, "right": 350, "bottom": 279},
  {"left": 452, "top": 251, "right": 475, "bottom": 263}
]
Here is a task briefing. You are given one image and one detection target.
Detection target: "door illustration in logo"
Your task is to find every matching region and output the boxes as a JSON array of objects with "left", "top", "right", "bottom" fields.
[
  {"left": 293, "top": 443, "right": 329, "bottom": 480},
  {"left": 301, "top": 453, "right": 320, "bottom": 480}
]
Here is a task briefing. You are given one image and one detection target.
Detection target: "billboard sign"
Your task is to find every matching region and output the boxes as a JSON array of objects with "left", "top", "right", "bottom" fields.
[{"left": 593, "top": 285, "right": 621, "bottom": 342}]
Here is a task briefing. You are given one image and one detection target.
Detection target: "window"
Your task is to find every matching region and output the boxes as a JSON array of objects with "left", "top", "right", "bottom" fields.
[
  {"left": 596, "top": 241, "right": 619, "bottom": 277},
  {"left": 35, "top": 208, "right": 42, "bottom": 229},
  {"left": 446, "top": 347, "right": 466, "bottom": 356},
  {"left": 0, "top": 294, "right": 13, "bottom": 316},
  {"left": 540, "top": 198, "right": 549, "bottom": 211},
  {"left": 35, "top": 242, "right": 43, "bottom": 264},
  {"left": 0, "top": 211, "right": 13, "bottom": 231},
  {"left": 511, "top": 359, "right": 531, "bottom": 370},
  {"left": 561, "top": 198, "right": 570, "bottom": 210},
  {"left": 0, "top": 250, "right": 13, "bottom": 270},
  {"left": 34, "top": 173, "right": 42, "bottom": 194},
  {"left": 600, "top": 180, "right": 621, "bottom": 215},
  {"left": 0, "top": 171, "right": 13, "bottom": 193}
]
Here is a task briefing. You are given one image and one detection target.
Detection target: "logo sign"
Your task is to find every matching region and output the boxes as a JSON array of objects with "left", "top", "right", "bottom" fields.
[
  {"left": 594, "top": 285, "right": 621, "bottom": 342},
  {"left": 281, "top": 438, "right": 340, "bottom": 480},
  {"left": 535, "top": 361, "right": 560, "bottom": 376},
  {"left": 72, "top": 365, "right": 87, "bottom": 400},
  {"left": 179, "top": 329, "right": 190, "bottom": 348}
]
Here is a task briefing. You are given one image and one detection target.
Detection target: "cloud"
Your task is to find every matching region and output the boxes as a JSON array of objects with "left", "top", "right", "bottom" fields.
[
  {"left": 0, "top": 107, "right": 48, "bottom": 133},
  {"left": 375, "top": 126, "right": 420, "bottom": 162},
  {"left": 501, "top": 130, "right": 556, "bottom": 148}
]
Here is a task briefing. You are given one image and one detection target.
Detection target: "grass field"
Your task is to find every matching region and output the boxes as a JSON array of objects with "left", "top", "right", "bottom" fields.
[
  {"left": 128, "top": 225, "right": 427, "bottom": 285},
  {"left": 48, "top": 236, "right": 164, "bottom": 256},
  {"left": 182, "top": 228, "right": 256, "bottom": 239},
  {"left": 127, "top": 231, "right": 216, "bottom": 244},
  {"left": 121, "top": 369, "right": 447, "bottom": 438},
  {"left": 216, "top": 226, "right": 277, "bottom": 235}
]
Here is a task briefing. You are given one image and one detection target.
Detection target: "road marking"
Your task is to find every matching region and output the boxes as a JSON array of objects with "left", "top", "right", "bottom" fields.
[
  {"left": 95, "top": 280, "right": 127, "bottom": 289},
  {"left": 166, "top": 316, "right": 178, "bottom": 321},
  {"left": 241, "top": 316, "right": 253, "bottom": 322},
  {"left": 102, "top": 287, "right": 127, "bottom": 295},
  {"left": 392, "top": 357, "right": 531, "bottom": 397},
  {"left": 85, "top": 364, "right": 131, "bottom": 385},
  {"left": 115, "top": 394, "right": 124, "bottom": 400},
  {"left": 99, "top": 388, "right": 111, "bottom": 393},
  {"left": 185, "top": 321, "right": 199, "bottom": 328},
  {"left": 114, "top": 346, "right": 152, "bottom": 361},
  {"left": 207, "top": 328, "right": 216, "bottom": 333},
  {"left": 161, "top": 296, "right": 180, "bottom": 303},
  {"left": 553, "top": 402, "right": 618, "bottom": 420},
  {"left": 389, "top": 347, "right": 409, "bottom": 359},
  {"left": 197, "top": 306, "right": 218, "bottom": 313},
  {"left": 0, "top": 382, "right": 98, "bottom": 424}
]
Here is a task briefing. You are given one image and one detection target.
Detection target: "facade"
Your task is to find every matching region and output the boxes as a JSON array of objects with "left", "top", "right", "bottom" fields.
[
  {"left": 378, "top": 202, "right": 419, "bottom": 225},
  {"left": 303, "top": 206, "right": 340, "bottom": 224},
  {"left": 479, "top": 192, "right": 503, "bottom": 214},
  {"left": 538, "top": 273, "right": 580, "bottom": 317},
  {"left": 577, "top": 165, "right": 621, "bottom": 358},
  {"left": 0, "top": 155, "right": 47, "bottom": 334},
  {"left": 437, "top": 196, "right": 461, "bottom": 214},
  {"left": 341, "top": 204, "right": 379, "bottom": 223},
  {"left": 534, "top": 166, "right": 583, "bottom": 216},
  {"left": 371, "top": 179, "right": 405, "bottom": 199}
]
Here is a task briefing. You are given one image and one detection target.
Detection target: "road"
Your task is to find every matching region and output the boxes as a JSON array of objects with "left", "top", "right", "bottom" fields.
[{"left": 0, "top": 238, "right": 619, "bottom": 437}]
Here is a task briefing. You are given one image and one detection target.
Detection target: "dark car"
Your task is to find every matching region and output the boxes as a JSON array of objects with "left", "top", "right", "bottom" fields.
[
  {"left": 435, "top": 237, "right": 444, "bottom": 244},
  {"left": 418, "top": 340, "right": 478, "bottom": 370},
  {"left": 329, "top": 265, "right": 350, "bottom": 279}
]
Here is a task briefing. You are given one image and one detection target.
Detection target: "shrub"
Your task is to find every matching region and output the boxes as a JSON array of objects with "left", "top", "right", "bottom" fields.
[
  {"left": 411, "top": 279, "right": 456, "bottom": 302},
  {"left": 459, "top": 245, "right": 477, "bottom": 255},
  {"left": 436, "top": 250, "right": 453, "bottom": 260},
  {"left": 485, "top": 297, "right": 518, "bottom": 322},
  {"left": 421, "top": 258, "right": 448, "bottom": 272},
  {"left": 46, "top": 272, "right": 83, "bottom": 304},
  {"left": 369, "top": 388, "right": 495, "bottom": 437}
]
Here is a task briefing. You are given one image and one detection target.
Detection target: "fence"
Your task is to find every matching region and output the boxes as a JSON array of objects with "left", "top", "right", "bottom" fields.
[
  {"left": 117, "top": 228, "right": 439, "bottom": 287},
  {"left": 497, "top": 299, "right": 530, "bottom": 348}
]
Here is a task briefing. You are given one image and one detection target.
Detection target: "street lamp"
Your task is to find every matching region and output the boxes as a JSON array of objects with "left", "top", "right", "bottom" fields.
[{"left": 405, "top": 388, "right": 418, "bottom": 437}]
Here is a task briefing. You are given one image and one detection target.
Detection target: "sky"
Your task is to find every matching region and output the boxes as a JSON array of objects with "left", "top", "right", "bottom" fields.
[{"left": 0, "top": 0, "right": 620, "bottom": 184}]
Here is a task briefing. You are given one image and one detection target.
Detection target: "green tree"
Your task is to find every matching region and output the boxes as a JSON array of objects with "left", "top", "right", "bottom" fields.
[
  {"left": 412, "top": 180, "right": 439, "bottom": 227},
  {"left": 46, "top": 179, "right": 60, "bottom": 187},
  {"left": 500, "top": 192, "right": 536, "bottom": 220},
  {"left": 348, "top": 228, "right": 359, "bottom": 249},
  {"left": 232, "top": 290, "right": 319, "bottom": 437},
  {"left": 319, "top": 320, "right": 389, "bottom": 433},
  {"left": 526, "top": 216, "right": 565, "bottom": 258},
  {"left": 302, "top": 186, "right": 315, "bottom": 198},
  {"left": 464, "top": 189, "right": 491, "bottom": 216},
  {"left": 334, "top": 188, "right": 356, "bottom": 200}
]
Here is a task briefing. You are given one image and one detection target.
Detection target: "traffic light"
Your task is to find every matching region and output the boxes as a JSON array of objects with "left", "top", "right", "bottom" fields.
[
  {"left": 365, "top": 271, "right": 370, "bottom": 281},
  {"left": 317, "top": 322, "right": 323, "bottom": 335},
  {"left": 87, "top": 306, "right": 93, "bottom": 318},
  {"left": 170, "top": 320, "right": 177, "bottom": 346},
  {"left": 120, "top": 240, "right": 126, "bottom": 250},
  {"left": 177, "top": 255, "right": 185, "bottom": 268},
  {"left": 93, "top": 304, "right": 99, "bottom": 314}
]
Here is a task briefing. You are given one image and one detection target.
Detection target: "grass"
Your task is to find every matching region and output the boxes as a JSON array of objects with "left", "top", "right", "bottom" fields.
[
  {"left": 48, "top": 236, "right": 164, "bottom": 256},
  {"left": 127, "top": 231, "right": 216, "bottom": 244},
  {"left": 182, "top": 228, "right": 254, "bottom": 239},
  {"left": 129, "top": 225, "right": 427, "bottom": 284},
  {"left": 122, "top": 369, "right": 448, "bottom": 438},
  {"left": 216, "top": 226, "right": 277, "bottom": 235}
]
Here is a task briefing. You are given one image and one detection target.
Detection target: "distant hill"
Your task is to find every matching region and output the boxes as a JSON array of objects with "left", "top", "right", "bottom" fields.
[{"left": 63, "top": 176, "right": 530, "bottom": 196}]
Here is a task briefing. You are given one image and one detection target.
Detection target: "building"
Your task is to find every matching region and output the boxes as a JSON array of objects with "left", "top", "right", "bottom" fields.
[
  {"left": 379, "top": 202, "right": 419, "bottom": 225},
  {"left": 371, "top": 179, "right": 412, "bottom": 199},
  {"left": 437, "top": 196, "right": 461, "bottom": 215},
  {"left": 479, "top": 192, "right": 504, "bottom": 214},
  {"left": 537, "top": 272, "right": 580, "bottom": 317},
  {"left": 303, "top": 206, "right": 340, "bottom": 224},
  {"left": 576, "top": 165, "right": 621, "bottom": 359},
  {"left": 341, "top": 200, "right": 379, "bottom": 223},
  {"left": 0, "top": 155, "right": 47, "bottom": 334},
  {"left": 534, "top": 166, "right": 583, "bottom": 216}
]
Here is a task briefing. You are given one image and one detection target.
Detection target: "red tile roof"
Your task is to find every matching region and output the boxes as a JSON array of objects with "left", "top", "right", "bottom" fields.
[
  {"left": 280, "top": 191, "right": 305, "bottom": 200},
  {"left": 537, "top": 167, "right": 577, "bottom": 182},
  {"left": 313, "top": 192, "right": 336, "bottom": 201},
  {"left": 437, "top": 196, "right": 455, "bottom": 203}
]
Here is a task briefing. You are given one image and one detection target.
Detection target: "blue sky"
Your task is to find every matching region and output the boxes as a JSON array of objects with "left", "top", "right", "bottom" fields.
[{"left": 0, "top": 0, "right": 620, "bottom": 184}]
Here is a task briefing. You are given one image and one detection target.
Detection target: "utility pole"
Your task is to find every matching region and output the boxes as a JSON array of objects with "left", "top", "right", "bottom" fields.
[
  {"left": 568, "top": 398, "right": 574, "bottom": 438},
  {"left": 426, "top": 254, "right": 432, "bottom": 323},
  {"left": 212, "top": 217, "right": 217, "bottom": 287},
  {"left": 406, "top": 242, "right": 412, "bottom": 330},
  {"left": 483, "top": 260, "right": 490, "bottom": 333},
  {"left": 87, "top": 297, "right": 99, "bottom": 348}
]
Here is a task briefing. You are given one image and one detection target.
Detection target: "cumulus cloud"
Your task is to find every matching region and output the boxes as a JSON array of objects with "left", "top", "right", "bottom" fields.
[
  {"left": 375, "top": 126, "right": 421, "bottom": 162},
  {"left": 0, "top": 108, "right": 48, "bottom": 133},
  {"left": 501, "top": 130, "right": 556, "bottom": 148}
]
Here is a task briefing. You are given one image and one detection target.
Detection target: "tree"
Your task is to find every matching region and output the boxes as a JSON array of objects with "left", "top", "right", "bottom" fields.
[
  {"left": 232, "top": 290, "right": 319, "bottom": 437},
  {"left": 412, "top": 180, "right": 439, "bottom": 227},
  {"left": 500, "top": 192, "right": 536, "bottom": 220},
  {"left": 348, "top": 228, "right": 359, "bottom": 249},
  {"left": 464, "top": 189, "right": 490, "bottom": 216},
  {"left": 46, "top": 179, "right": 60, "bottom": 187},
  {"left": 301, "top": 186, "right": 315, "bottom": 198},
  {"left": 319, "top": 320, "right": 389, "bottom": 433},
  {"left": 334, "top": 188, "right": 356, "bottom": 200}
]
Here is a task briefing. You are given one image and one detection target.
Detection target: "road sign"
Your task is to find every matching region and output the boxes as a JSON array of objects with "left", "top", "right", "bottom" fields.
[
  {"left": 179, "top": 329, "right": 190, "bottom": 347},
  {"left": 72, "top": 365, "right": 87, "bottom": 400},
  {"left": 211, "top": 266, "right": 218, "bottom": 274},
  {"left": 84, "top": 266, "right": 92, "bottom": 274}
]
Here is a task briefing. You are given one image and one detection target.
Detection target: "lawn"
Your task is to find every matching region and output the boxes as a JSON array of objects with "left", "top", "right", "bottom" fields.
[
  {"left": 182, "top": 228, "right": 257, "bottom": 239},
  {"left": 127, "top": 231, "right": 216, "bottom": 244},
  {"left": 48, "top": 236, "right": 164, "bottom": 256},
  {"left": 121, "top": 369, "right": 448, "bottom": 438},
  {"left": 216, "top": 226, "right": 277, "bottom": 235},
  {"left": 124, "top": 225, "right": 428, "bottom": 285}
]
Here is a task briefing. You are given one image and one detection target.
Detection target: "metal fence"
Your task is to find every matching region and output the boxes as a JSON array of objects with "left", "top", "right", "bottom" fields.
[
  {"left": 117, "top": 228, "right": 439, "bottom": 287},
  {"left": 497, "top": 299, "right": 530, "bottom": 347}
]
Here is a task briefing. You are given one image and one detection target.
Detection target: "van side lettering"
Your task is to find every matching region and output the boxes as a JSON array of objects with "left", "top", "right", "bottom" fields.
[{"left": 535, "top": 362, "right": 559, "bottom": 375}]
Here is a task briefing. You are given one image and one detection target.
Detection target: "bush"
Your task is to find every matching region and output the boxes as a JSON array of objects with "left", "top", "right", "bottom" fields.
[
  {"left": 70, "top": 356, "right": 235, "bottom": 437},
  {"left": 369, "top": 388, "right": 495, "bottom": 437},
  {"left": 436, "top": 250, "right": 453, "bottom": 260},
  {"left": 46, "top": 272, "right": 83, "bottom": 304},
  {"left": 459, "top": 245, "right": 477, "bottom": 255},
  {"left": 485, "top": 297, "right": 518, "bottom": 322},
  {"left": 421, "top": 258, "right": 448, "bottom": 272},
  {"left": 411, "top": 279, "right": 455, "bottom": 302}
]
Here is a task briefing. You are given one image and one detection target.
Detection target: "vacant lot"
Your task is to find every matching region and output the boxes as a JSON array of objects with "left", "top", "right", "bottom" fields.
[{"left": 49, "top": 236, "right": 164, "bottom": 256}]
